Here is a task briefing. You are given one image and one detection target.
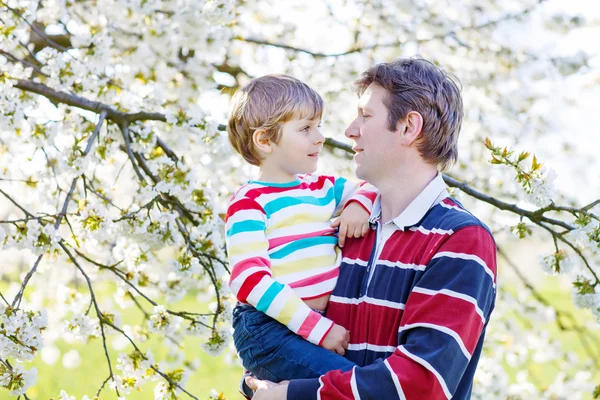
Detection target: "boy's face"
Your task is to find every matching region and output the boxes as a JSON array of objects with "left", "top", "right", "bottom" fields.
[{"left": 263, "top": 117, "right": 324, "bottom": 180}]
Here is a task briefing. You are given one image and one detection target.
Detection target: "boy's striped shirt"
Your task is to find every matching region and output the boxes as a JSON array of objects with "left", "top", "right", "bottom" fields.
[
  {"left": 288, "top": 173, "right": 497, "bottom": 399},
  {"left": 226, "top": 174, "right": 377, "bottom": 345}
]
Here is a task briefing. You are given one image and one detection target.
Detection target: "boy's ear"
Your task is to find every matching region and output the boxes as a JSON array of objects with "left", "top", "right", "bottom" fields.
[
  {"left": 398, "top": 111, "right": 423, "bottom": 146},
  {"left": 252, "top": 129, "right": 273, "bottom": 154}
]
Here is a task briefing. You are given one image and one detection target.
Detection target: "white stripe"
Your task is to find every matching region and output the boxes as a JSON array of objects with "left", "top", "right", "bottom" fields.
[
  {"left": 307, "top": 316, "right": 333, "bottom": 345},
  {"left": 347, "top": 342, "right": 397, "bottom": 353},
  {"left": 288, "top": 302, "right": 311, "bottom": 332},
  {"left": 276, "top": 264, "right": 339, "bottom": 285},
  {"left": 439, "top": 201, "right": 470, "bottom": 214},
  {"left": 316, "top": 375, "right": 325, "bottom": 400},
  {"left": 397, "top": 346, "right": 452, "bottom": 399},
  {"left": 341, "top": 257, "right": 369, "bottom": 267},
  {"left": 267, "top": 287, "right": 290, "bottom": 317},
  {"left": 263, "top": 201, "right": 331, "bottom": 223},
  {"left": 226, "top": 230, "right": 263, "bottom": 245},
  {"left": 270, "top": 243, "right": 337, "bottom": 264},
  {"left": 433, "top": 251, "right": 496, "bottom": 288},
  {"left": 408, "top": 226, "right": 454, "bottom": 236},
  {"left": 267, "top": 221, "right": 332, "bottom": 238},
  {"left": 412, "top": 287, "right": 486, "bottom": 323},
  {"left": 384, "top": 359, "right": 406, "bottom": 400},
  {"left": 329, "top": 295, "right": 405, "bottom": 310},
  {"left": 229, "top": 266, "right": 270, "bottom": 295},
  {"left": 378, "top": 259, "right": 427, "bottom": 271},
  {"left": 292, "top": 277, "right": 337, "bottom": 299},
  {"left": 226, "top": 208, "right": 265, "bottom": 225},
  {"left": 257, "top": 189, "right": 336, "bottom": 208},
  {"left": 399, "top": 322, "right": 471, "bottom": 360},
  {"left": 246, "top": 275, "right": 276, "bottom": 306},
  {"left": 350, "top": 367, "right": 361, "bottom": 400},
  {"left": 350, "top": 194, "right": 373, "bottom": 210}
]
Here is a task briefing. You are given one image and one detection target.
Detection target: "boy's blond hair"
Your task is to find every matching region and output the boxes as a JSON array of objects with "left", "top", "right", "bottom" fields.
[{"left": 227, "top": 74, "right": 324, "bottom": 166}]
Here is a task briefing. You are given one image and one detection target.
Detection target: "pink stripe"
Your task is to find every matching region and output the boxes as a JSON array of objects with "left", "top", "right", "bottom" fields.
[
  {"left": 267, "top": 229, "right": 336, "bottom": 249},
  {"left": 288, "top": 268, "right": 339, "bottom": 288},
  {"left": 229, "top": 257, "right": 270, "bottom": 282},
  {"left": 297, "top": 311, "right": 321, "bottom": 339}
]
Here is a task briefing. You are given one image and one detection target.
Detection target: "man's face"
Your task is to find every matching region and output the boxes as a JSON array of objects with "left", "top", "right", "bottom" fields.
[{"left": 345, "top": 83, "right": 400, "bottom": 183}]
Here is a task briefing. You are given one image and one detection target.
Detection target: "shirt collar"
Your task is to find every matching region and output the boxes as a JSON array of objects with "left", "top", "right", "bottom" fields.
[{"left": 369, "top": 172, "right": 448, "bottom": 230}]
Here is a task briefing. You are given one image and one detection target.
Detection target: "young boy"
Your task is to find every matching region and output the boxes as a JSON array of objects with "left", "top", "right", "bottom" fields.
[{"left": 225, "top": 75, "right": 377, "bottom": 391}]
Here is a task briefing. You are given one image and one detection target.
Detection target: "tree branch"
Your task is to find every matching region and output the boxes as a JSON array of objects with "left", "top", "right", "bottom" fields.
[
  {"left": 59, "top": 241, "right": 121, "bottom": 398},
  {"left": 10, "top": 111, "right": 106, "bottom": 308},
  {"left": 14, "top": 79, "right": 166, "bottom": 125},
  {"left": 237, "top": 0, "right": 548, "bottom": 58}
]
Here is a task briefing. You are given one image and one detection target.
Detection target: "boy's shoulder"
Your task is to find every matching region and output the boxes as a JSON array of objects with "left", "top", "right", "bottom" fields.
[{"left": 229, "top": 181, "right": 263, "bottom": 203}]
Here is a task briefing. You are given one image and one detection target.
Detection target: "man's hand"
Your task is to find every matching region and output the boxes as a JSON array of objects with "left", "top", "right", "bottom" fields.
[
  {"left": 321, "top": 323, "right": 350, "bottom": 355},
  {"left": 245, "top": 376, "right": 289, "bottom": 400},
  {"left": 332, "top": 201, "right": 370, "bottom": 247}
]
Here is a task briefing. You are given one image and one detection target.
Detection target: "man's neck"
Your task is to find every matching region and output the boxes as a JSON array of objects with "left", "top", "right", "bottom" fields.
[{"left": 377, "top": 164, "right": 439, "bottom": 223}]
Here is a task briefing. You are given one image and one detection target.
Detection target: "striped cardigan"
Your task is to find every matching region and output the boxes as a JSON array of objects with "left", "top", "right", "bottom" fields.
[
  {"left": 226, "top": 174, "right": 377, "bottom": 345},
  {"left": 288, "top": 182, "right": 497, "bottom": 399}
]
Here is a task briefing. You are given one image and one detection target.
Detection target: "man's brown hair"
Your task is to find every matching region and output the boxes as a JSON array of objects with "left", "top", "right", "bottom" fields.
[
  {"left": 353, "top": 58, "right": 463, "bottom": 170},
  {"left": 227, "top": 74, "right": 324, "bottom": 166}
]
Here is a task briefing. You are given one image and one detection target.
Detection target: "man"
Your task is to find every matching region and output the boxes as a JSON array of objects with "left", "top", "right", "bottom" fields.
[{"left": 247, "top": 58, "right": 497, "bottom": 400}]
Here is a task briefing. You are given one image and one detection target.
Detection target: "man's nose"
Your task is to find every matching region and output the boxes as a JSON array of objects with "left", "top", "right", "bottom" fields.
[{"left": 345, "top": 119, "right": 359, "bottom": 139}]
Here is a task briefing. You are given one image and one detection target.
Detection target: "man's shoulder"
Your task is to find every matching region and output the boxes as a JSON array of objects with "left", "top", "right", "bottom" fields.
[{"left": 426, "top": 197, "right": 493, "bottom": 238}]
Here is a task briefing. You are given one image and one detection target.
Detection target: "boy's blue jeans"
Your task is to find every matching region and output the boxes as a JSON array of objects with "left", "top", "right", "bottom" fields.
[{"left": 232, "top": 304, "right": 356, "bottom": 382}]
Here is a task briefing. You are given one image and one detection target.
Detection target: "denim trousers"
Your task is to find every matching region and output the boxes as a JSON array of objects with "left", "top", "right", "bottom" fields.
[{"left": 232, "top": 304, "right": 356, "bottom": 382}]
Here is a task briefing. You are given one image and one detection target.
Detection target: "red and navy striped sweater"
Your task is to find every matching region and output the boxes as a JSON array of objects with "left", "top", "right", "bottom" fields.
[{"left": 288, "top": 196, "right": 497, "bottom": 400}]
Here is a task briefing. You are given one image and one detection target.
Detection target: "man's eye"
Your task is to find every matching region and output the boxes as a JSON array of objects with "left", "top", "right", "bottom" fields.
[{"left": 362, "top": 114, "right": 370, "bottom": 119}]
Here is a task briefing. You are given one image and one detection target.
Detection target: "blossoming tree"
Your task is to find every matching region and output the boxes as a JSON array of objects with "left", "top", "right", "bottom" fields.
[{"left": 0, "top": 0, "right": 599, "bottom": 398}]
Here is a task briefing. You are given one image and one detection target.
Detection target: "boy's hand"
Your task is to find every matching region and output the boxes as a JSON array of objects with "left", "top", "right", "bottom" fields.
[
  {"left": 321, "top": 323, "right": 350, "bottom": 355},
  {"left": 332, "top": 201, "right": 370, "bottom": 247}
]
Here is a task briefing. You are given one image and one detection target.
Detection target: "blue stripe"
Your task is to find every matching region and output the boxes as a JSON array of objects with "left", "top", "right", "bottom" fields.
[
  {"left": 255, "top": 281, "right": 284, "bottom": 313},
  {"left": 367, "top": 265, "right": 424, "bottom": 306},
  {"left": 331, "top": 260, "right": 369, "bottom": 299},
  {"left": 417, "top": 257, "right": 496, "bottom": 317},
  {"left": 355, "top": 359, "right": 402, "bottom": 400},
  {"left": 345, "top": 349, "right": 394, "bottom": 368},
  {"left": 419, "top": 201, "right": 492, "bottom": 235},
  {"left": 334, "top": 177, "right": 347, "bottom": 208},
  {"left": 262, "top": 187, "right": 336, "bottom": 217},
  {"left": 270, "top": 236, "right": 338, "bottom": 259},
  {"left": 399, "top": 326, "right": 469, "bottom": 394},
  {"left": 226, "top": 220, "right": 266, "bottom": 237}
]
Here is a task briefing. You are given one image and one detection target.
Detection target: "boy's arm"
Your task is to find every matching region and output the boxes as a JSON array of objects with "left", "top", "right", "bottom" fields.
[
  {"left": 287, "top": 225, "right": 497, "bottom": 400},
  {"left": 332, "top": 177, "right": 378, "bottom": 217},
  {"left": 226, "top": 196, "right": 335, "bottom": 346}
]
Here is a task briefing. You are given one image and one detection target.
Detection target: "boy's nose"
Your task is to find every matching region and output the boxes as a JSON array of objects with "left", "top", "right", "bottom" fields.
[{"left": 315, "top": 129, "right": 325, "bottom": 144}]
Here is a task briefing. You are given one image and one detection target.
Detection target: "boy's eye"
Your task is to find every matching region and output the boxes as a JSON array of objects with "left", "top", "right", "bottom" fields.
[
  {"left": 362, "top": 114, "right": 370, "bottom": 119},
  {"left": 301, "top": 126, "right": 310, "bottom": 132}
]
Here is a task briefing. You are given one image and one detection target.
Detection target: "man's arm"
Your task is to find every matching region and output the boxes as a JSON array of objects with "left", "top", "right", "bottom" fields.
[{"left": 286, "top": 225, "right": 497, "bottom": 400}]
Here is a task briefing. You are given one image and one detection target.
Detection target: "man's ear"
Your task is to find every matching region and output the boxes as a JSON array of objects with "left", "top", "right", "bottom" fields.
[
  {"left": 252, "top": 129, "right": 273, "bottom": 154},
  {"left": 398, "top": 111, "right": 423, "bottom": 146}
]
